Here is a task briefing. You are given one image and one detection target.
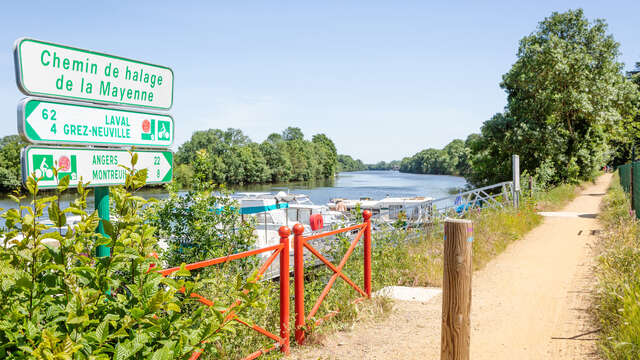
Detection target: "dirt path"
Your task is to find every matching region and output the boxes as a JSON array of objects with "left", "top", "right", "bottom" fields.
[{"left": 291, "top": 174, "right": 611, "bottom": 359}]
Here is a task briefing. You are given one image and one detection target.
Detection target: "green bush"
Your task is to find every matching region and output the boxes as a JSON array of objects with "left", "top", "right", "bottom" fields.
[
  {"left": 0, "top": 154, "right": 261, "bottom": 359},
  {"left": 146, "top": 181, "right": 256, "bottom": 268}
]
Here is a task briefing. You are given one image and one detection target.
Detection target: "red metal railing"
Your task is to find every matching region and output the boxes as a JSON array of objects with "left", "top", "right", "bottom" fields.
[
  {"left": 153, "top": 210, "right": 373, "bottom": 357},
  {"left": 293, "top": 210, "right": 372, "bottom": 344},
  {"left": 157, "top": 227, "right": 292, "bottom": 359}
]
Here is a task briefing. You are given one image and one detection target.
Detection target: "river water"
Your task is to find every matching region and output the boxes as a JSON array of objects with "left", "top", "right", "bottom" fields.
[
  {"left": 235, "top": 170, "right": 466, "bottom": 205},
  {"left": 0, "top": 171, "right": 466, "bottom": 225}
]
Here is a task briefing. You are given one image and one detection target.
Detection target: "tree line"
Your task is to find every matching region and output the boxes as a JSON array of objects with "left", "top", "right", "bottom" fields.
[
  {"left": 337, "top": 154, "right": 400, "bottom": 172},
  {"left": 400, "top": 9, "right": 640, "bottom": 188},
  {"left": 173, "top": 127, "right": 338, "bottom": 188},
  {"left": 399, "top": 139, "right": 472, "bottom": 176}
]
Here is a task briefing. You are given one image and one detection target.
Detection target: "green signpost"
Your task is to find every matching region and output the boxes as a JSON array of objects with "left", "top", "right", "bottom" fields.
[{"left": 13, "top": 37, "right": 175, "bottom": 260}]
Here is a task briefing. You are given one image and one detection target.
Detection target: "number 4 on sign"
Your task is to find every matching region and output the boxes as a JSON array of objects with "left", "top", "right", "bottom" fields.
[{"left": 43, "top": 108, "right": 58, "bottom": 134}]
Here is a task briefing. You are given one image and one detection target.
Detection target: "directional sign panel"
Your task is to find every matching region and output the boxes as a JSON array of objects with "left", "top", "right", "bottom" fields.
[
  {"left": 14, "top": 38, "right": 174, "bottom": 110},
  {"left": 18, "top": 98, "right": 174, "bottom": 148},
  {"left": 22, "top": 146, "right": 173, "bottom": 188}
]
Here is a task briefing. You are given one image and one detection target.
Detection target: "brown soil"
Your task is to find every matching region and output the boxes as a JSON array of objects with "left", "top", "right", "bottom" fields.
[{"left": 290, "top": 174, "right": 611, "bottom": 359}]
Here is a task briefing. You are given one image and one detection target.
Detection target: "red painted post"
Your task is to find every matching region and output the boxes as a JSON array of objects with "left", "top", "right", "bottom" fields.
[
  {"left": 363, "top": 210, "right": 372, "bottom": 297},
  {"left": 278, "top": 226, "right": 291, "bottom": 354},
  {"left": 293, "top": 223, "right": 306, "bottom": 344}
]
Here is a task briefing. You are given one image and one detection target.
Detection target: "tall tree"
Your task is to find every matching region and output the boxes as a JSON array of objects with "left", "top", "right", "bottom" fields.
[
  {"left": 0, "top": 135, "right": 26, "bottom": 191},
  {"left": 282, "top": 127, "right": 304, "bottom": 141},
  {"left": 470, "top": 9, "right": 638, "bottom": 186},
  {"left": 312, "top": 134, "right": 338, "bottom": 177}
]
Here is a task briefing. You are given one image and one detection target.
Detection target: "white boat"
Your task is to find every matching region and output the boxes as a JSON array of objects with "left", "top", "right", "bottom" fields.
[
  {"left": 232, "top": 192, "right": 347, "bottom": 249},
  {"left": 231, "top": 192, "right": 349, "bottom": 279},
  {"left": 327, "top": 195, "right": 433, "bottom": 223}
]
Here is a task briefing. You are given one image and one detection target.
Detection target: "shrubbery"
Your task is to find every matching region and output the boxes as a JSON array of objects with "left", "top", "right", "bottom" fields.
[{"left": 0, "top": 154, "right": 263, "bottom": 359}]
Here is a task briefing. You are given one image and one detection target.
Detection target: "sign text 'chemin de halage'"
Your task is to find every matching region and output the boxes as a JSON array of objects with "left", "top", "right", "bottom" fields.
[
  {"left": 14, "top": 38, "right": 174, "bottom": 110},
  {"left": 18, "top": 98, "right": 174, "bottom": 148},
  {"left": 22, "top": 146, "right": 173, "bottom": 189}
]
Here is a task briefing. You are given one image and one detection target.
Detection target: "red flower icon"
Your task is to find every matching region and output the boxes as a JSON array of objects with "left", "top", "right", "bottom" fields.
[
  {"left": 58, "top": 156, "right": 70, "bottom": 171},
  {"left": 142, "top": 119, "right": 151, "bottom": 133}
]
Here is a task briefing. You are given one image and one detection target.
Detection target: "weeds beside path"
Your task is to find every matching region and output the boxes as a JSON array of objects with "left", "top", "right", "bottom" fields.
[
  {"left": 291, "top": 174, "right": 611, "bottom": 359},
  {"left": 594, "top": 175, "right": 640, "bottom": 359}
]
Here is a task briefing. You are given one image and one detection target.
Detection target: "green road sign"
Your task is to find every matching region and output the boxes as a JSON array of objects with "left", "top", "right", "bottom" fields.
[
  {"left": 22, "top": 146, "right": 173, "bottom": 188},
  {"left": 18, "top": 97, "right": 174, "bottom": 148},
  {"left": 13, "top": 38, "right": 174, "bottom": 110}
]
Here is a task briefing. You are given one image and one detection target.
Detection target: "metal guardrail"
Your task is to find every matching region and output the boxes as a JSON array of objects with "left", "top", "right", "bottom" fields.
[
  {"left": 372, "top": 181, "right": 515, "bottom": 225},
  {"left": 430, "top": 181, "right": 514, "bottom": 217}
]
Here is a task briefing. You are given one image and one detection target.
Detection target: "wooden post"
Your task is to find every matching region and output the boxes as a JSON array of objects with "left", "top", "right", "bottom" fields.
[{"left": 441, "top": 218, "right": 473, "bottom": 360}]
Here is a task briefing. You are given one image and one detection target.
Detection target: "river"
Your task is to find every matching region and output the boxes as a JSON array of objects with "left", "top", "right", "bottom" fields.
[
  {"left": 0, "top": 171, "right": 466, "bottom": 225},
  {"left": 234, "top": 170, "right": 466, "bottom": 205}
]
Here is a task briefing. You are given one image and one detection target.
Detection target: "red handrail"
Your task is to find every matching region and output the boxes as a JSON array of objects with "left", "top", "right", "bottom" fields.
[
  {"left": 154, "top": 211, "right": 373, "bottom": 356},
  {"left": 293, "top": 210, "right": 372, "bottom": 344},
  {"left": 158, "top": 226, "right": 291, "bottom": 359}
]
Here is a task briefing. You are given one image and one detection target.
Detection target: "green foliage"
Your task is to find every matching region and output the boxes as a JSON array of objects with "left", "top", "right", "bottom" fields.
[
  {"left": 399, "top": 138, "right": 472, "bottom": 176},
  {"left": 145, "top": 181, "right": 256, "bottom": 268},
  {"left": 0, "top": 135, "right": 27, "bottom": 191},
  {"left": 173, "top": 164, "right": 195, "bottom": 189},
  {"left": 610, "top": 62, "right": 640, "bottom": 166},
  {"left": 533, "top": 183, "right": 580, "bottom": 211},
  {"left": 175, "top": 128, "right": 338, "bottom": 185},
  {"left": 468, "top": 9, "right": 639, "bottom": 187},
  {"left": 366, "top": 160, "right": 400, "bottom": 171},
  {"left": 337, "top": 154, "right": 367, "bottom": 172},
  {"left": 0, "top": 155, "right": 259, "bottom": 359},
  {"left": 595, "top": 174, "right": 640, "bottom": 359}
]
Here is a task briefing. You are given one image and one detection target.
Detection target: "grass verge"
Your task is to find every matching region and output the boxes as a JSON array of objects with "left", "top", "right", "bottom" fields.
[
  {"left": 594, "top": 174, "right": 640, "bottom": 360},
  {"left": 533, "top": 183, "right": 583, "bottom": 211}
]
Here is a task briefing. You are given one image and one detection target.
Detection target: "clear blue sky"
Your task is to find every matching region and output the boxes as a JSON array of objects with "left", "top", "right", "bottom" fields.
[{"left": 1, "top": 1, "right": 638, "bottom": 163}]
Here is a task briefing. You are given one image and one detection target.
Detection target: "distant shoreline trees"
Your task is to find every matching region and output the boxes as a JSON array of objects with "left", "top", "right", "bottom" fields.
[
  {"left": 174, "top": 127, "right": 339, "bottom": 188},
  {"left": 337, "top": 155, "right": 399, "bottom": 172}
]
